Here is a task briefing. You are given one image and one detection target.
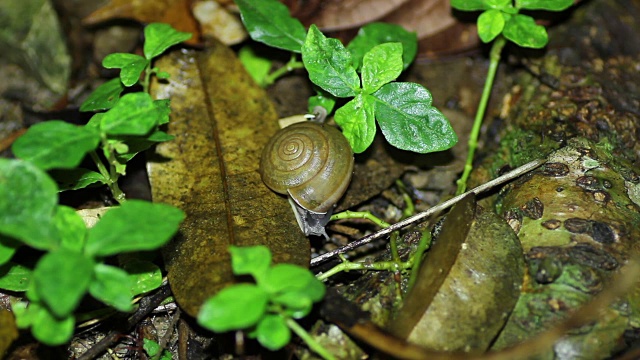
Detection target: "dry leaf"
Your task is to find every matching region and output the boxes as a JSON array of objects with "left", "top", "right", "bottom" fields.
[
  {"left": 148, "top": 41, "right": 309, "bottom": 317},
  {"left": 83, "top": 0, "right": 201, "bottom": 45}
]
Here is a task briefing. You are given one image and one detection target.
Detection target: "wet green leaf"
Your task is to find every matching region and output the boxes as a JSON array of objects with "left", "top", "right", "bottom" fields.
[
  {"left": 102, "top": 53, "right": 148, "bottom": 87},
  {"left": 124, "top": 260, "right": 163, "bottom": 296},
  {"left": 361, "top": 43, "right": 403, "bottom": 94},
  {"left": 516, "top": 0, "right": 573, "bottom": 11},
  {"left": 373, "top": 83, "right": 457, "bottom": 153},
  {"left": 85, "top": 200, "right": 184, "bottom": 257},
  {"left": 503, "top": 14, "right": 548, "bottom": 48},
  {"left": 50, "top": 168, "right": 106, "bottom": 191},
  {"left": 347, "top": 22, "right": 417, "bottom": 71},
  {"left": 143, "top": 23, "right": 192, "bottom": 60},
  {"left": 257, "top": 315, "right": 290, "bottom": 350},
  {"left": 302, "top": 25, "right": 360, "bottom": 98},
  {"left": 100, "top": 92, "right": 159, "bottom": 136},
  {"left": 12, "top": 121, "right": 100, "bottom": 170},
  {"left": 198, "top": 284, "right": 268, "bottom": 332},
  {"left": 334, "top": 93, "right": 376, "bottom": 153},
  {"left": 89, "top": 264, "right": 133, "bottom": 311},
  {"left": 0, "top": 159, "right": 57, "bottom": 249},
  {"left": 80, "top": 78, "right": 125, "bottom": 112},
  {"left": 0, "top": 262, "right": 32, "bottom": 291},
  {"left": 235, "top": 0, "right": 306, "bottom": 52},
  {"left": 33, "top": 249, "right": 94, "bottom": 318},
  {"left": 478, "top": 9, "right": 506, "bottom": 43}
]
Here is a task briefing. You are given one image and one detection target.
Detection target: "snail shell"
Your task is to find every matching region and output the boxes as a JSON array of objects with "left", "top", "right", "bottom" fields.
[{"left": 259, "top": 121, "right": 354, "bottom": 214}]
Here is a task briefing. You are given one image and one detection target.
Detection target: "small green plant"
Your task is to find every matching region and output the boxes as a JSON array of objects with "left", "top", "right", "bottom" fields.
[
  {"left": 197, "top": 246, "right": 332, "bottom": 359},
  {"left": 451, "top": 0, "right": 574, "bottom": 194},
  {"left": 143, "top": 338, "right": 172, "bottom": 360},
  {"left": 0, "top": 23, "right": 190, "bottom": 345},
  {"left": 235, "top": 0, "right": 458, "bottom": 154},
  {"left": 12, "top": 23, "right": 191, "bottom": 203}
]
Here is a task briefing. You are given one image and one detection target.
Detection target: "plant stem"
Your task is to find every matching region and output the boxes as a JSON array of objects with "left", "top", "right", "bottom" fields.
[
  {"left": 142, "top": 62, "right": 152, "bottom": 94},
  {"left": 263, "top": 55, "right": 304, "bottom": 86},
  {"left": 316, "top": 255, "right": 411, "bottom": 281},
  {"left": 285, "top": 317, "right": 337, "bottom": 360},
  {"left": 456, "top": 35, "right": 507, "bottom": 195},
  {"left": 406, "top": 230, "right": 432, "bottom": 292},
  {"left": 330, "top": 210, "right": 391, "bottom": 228}
]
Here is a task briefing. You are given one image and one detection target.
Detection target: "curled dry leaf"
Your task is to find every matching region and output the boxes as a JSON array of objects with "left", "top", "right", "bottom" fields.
[
  {"left": 148, "top": 40, "right": 309, "bottom": 317},
  {"left": 390, "top": 194, "right": 525, "bottom": 351}
]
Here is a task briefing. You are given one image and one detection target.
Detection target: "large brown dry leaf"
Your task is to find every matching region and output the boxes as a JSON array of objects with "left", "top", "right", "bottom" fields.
[
  {"left": 83, "top": 0, "right": 201, "bottom": 45},
  {"left": 148, "top": 41, "right": 309, "bottom": 317},
  {"left": 0, "top": 310, "right": 18, "bottom": 356}
]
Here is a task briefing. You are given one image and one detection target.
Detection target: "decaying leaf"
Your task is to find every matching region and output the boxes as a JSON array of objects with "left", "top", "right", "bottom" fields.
[
  {"left": 83, "top": 0, "right": 201, "bottom": 45},
  {"left": 0, "top": 310, "right": 18, "bottom": 357},
  {"left": 284, "top": 0, "right": 480, "bottom": 57},
  {"left": 148, "top": 40, "right": 309, "bottom": 317},
  {"left": 390, "top": 194, "right": 525, "bottom": 351}
]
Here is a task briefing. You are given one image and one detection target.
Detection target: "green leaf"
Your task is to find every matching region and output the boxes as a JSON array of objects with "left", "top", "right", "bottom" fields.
[
  {"left": 256, "top": 315, "right": 290, "bottom": 350},
  {"left": 12, "top": 121, "right": 100, "bottom": 170},
  {"left": 516, "top": 0, "right": 573, "bottom": 11},
  {"left": 261, "top": 263, "right": 316, "bottom": 295},
  {"left": 143, "top": 23, "right": 192, "bottom": 60},
  {"left": 100, "top": 92, "right": 159, "bottom": 136},
  {"left": 302, "top": 25, "right": 360, "bottom": 98},
  {"left": 303, "top": 276, "right": 326, "bottom": 303},
  {"left": 33, "top": 249, "right": 94, "bottom": 318},
  {"left": 50, "top": 168, "right": 106, "bottom": 191},
  {"left": 308, "top": 87, "right": 336, "bottom": 114},
  {"left": 198, "top": 284, "right": 269, "bottom": 332},
  {"left": 361, "top": 42, "right": 403, "bottom": 94},
  {"left": 28, "top": 302, "right": 75, "bottom": 346},
  {"left": 143, "top": 338, "right": 171, "bottom": 359},
  {"left": 229, "top": 245, "right": 271, "bottom": 279},
  {"left": 373, "top": 82, "right": 458, "bottom": 153},
  {"left": 102, "top": 53, "right": 148, "bottom": 87},
  {"left": 485, "top": 0, "right": 512, "bottom": 9},
  {"left": 503, "top": 14, "right": 549, "bottom": 48},
  {"left": 450, "top": 0, "right": 486, "bottom": 11},
  {"left": 123, "top": 260, "right": 163, "bottom": 296},
  {"left": 85, "top": 200, "right": 185, "bottom": 257},
  {"left": 0, "top": 159, "right": 58, "bottom": 249},
  {"left": 154, "top": 99, "right": 171, "bottom": 125},
  {"left": 272, "top": 291, "right": 311, "bottom": 310},
  {"left": 347, "top": 22, "right": 417, "bottom": 71},
  {"left": 89, "top": 264, "right": 133, "bottom": 312},
  {"left": 477, "top": 9, "right": 506, "bottom": 43},
  {"left": 53, "top": 206, "right": 86, "bottom": 252},
  {"left": 235, "top": 0, "right": 306, "bottom": 53},
  {"left": 334, "top": 94, "right": 376, "bottom": 153},
  {"left": 0, "top": 262, "right": 32, "bottom": 291},
  {"left": 239, "top": 45, "right": 273, "bottom": 86},
  {"left": 0, "top": 235, "right": 19, "bottom": 265},
  {"left": 80, "top": 78, "right": 125, "bottom": 112}
]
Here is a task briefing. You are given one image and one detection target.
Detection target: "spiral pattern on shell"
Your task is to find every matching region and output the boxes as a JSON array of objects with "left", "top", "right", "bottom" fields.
[{"left": 260, "top": 121, "right": 354, "bottom": 213}]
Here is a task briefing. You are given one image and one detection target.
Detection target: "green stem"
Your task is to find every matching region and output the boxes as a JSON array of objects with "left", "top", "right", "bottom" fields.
[
  {"left": 395, "top": 179, "right": 415, "bottom": 219},
  {"left": 406, "top": 230, "right": 432, "bottom": 292},
  {"left": 96, "top": 138, "right": 127, "bottom": 203},
  {"left": 316, "top": 255, "right": 412, "bottom": 281},
  {"left": 456, "top": 35, "right": 507, "bottom": 195},
  {"left": 263, "top": 55, "right": 304, "bottom": 86},
  {"left": 142, "top": 62, "right": 152, "bottom": 94},
  {"left": 285, "top": 317, "right": 337, "bottom": 360},
  {"left": 330, "top": 210, "right": 391, "bottom": 228}
]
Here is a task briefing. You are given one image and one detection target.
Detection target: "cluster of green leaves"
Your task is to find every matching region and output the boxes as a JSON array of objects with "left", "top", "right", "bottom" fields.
[
  {"left": 0, "top": 160, "right": 184, "bottom": 345},
  {"left": 235, "top": 0, "right": 457, "bottom": 154},
  {"left": 451, "top": 0, "right": 573, "bottom": 48},
  {"left": 198, "top": 246, "right": 325, "bottom": 353},
  {"left": 0, "top": 23, "right": 190, "bottom": 345},
  {"left": 13, "top": 23, "right": 191, "bottom": 203}
]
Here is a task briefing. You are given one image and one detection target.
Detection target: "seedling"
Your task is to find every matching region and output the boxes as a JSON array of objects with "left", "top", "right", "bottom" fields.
[
  {"left": 198, "top": 246, "right": 333, "bottom": 359},
  {"left": 235, "top": 0, "right": 457, "bottom": 155},
  {"left": 0, "top": 23, "right": 190, "bottom": 345},
  {"left": 12, "top": 23, "right": 191, "bottom": 203},
  {"left": 451, "top": 0, "right": 574, "bottom": 194}
]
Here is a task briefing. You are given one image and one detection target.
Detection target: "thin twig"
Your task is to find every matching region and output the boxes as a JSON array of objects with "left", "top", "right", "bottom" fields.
[
  {"left": 310, "top": 158, "right": 545, "bottom": 267},
  {"left": 77, "top": 284, "right": 173, "bottom": 360}
]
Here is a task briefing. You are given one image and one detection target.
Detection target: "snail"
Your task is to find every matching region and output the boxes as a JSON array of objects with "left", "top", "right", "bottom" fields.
[{"left": 259, "top": 118, "right": 354, "bottom": 237}]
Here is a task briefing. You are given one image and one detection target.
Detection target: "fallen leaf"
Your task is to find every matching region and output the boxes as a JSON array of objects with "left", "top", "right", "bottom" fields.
[
  {"left": 148, "top": 40, "right": 309, "bottom": 317},
  {"left": 83, "top": 0, "right": 201, "bottom": 45}
]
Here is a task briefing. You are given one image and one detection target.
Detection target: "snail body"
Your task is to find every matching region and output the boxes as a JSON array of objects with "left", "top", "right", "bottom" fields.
[{"left": 260, "top": 121, "right": 354, "bottom": 235}]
